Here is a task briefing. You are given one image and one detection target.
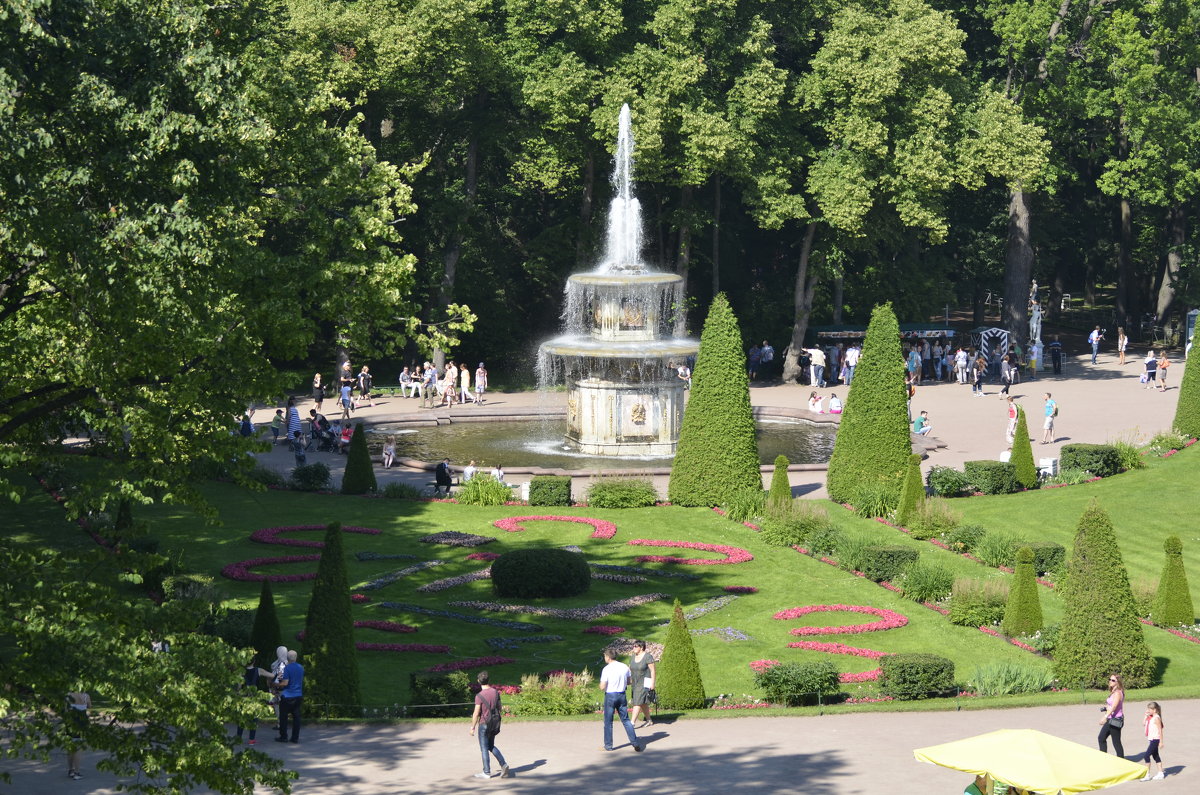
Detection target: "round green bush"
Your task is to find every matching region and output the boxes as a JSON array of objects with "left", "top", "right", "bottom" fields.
[
  {"left": 926, "top": 466, "right": 969, "bottom": 497},
  {"left": 491, "top": 548, "right": 591, "bottom": 599}
]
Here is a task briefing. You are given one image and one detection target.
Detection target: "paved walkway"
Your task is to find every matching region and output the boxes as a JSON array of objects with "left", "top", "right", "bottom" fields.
[
  {"left": 253, "top": 347, "right": 1184, "bottom": 500},
  {"left": 7, "top": 700, "right": 1195, "bottom": 793}
]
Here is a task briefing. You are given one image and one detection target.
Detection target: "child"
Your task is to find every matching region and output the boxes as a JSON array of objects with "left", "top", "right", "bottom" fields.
[
  {"left": 292, "top": 431, "right": 307, "bottom": 467},
  {"left": 271, "top": 410, "right": 284, "bottom": 445},
  {"left": 807, "top": 391, "right": 825, "bottom": 414},
  {"left": 828, "top": 393, "right": 842, "bottom": 414},
  {"left": 339, "top": 423, "right": 353, "bottom": 454},
  {"left": 382, "top": 435, "right": 395, "bottom": 469},
  {"left": 1141, "top": 702, "right": 1165, "bottom": 780}
]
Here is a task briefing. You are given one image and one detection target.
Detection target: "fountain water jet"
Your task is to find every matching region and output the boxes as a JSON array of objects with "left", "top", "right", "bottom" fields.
[{"left": 538, "top": 104, "right": 699, "bottom": 456}]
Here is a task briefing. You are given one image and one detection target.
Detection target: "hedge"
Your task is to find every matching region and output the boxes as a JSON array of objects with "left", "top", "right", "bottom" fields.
[
  {"left": 826, "top": 303, "right": 911, "bottom": 504},
  {"left": 303, "top": 523, "right": 361, "bottom": 714},
  {"left": 528, "top": 476, "right": 572, "bottom": 507},
  {"left": 408, "top": 671, "right": 473, "bottom": 717},
  {"left": 341, "top": 423, "right": 376, "bottom": 494},
  {"left": 1054, "top": 502, "right": 1155, "bottom": 688},
  {"left": 1059, "top": 444, "right": 1121, "bottom": 478},
  {"left": 1024, "top": 541, "right": 1066, "bottom": 575},
  {"left": 879, "top": 654, "right": 955, "bottom": 700},
  {"left": 492, "top": 548, "right": 591, "bottom": 599},
  {"left": 587, "top": 478, "right": 657, "bottom": 508},
  {"left": 1151, "top": 536, "right": 1195, "bottom": 627},
  {"left": 1011, "top": 406, "right": 1038, "bottom": 489},
  {"left": 656, "top": 599, "right": 706, "bottom": 709},
  {"left": 1173, "top": 350, "right": 1200, "bottom": 437},
  {"left": 668, "top": 293, "right": 761, "bottom": 506},
  {"left": 963, "top": 460, "right": 1019, "bottom": 495},
  {"left": 1002, "top": 547, "right": 1044, "bottom": 637},
  {"left": 895, "top": 454, "right": 925, "bottom": 527},
  {"left": 754, "top": 661, "right": 840, "bottom": 706},
  {"left": 250, "top": 579, "right": 283, "bottom": 670},
  {"left": 860, "top": 545, "right": 920, "bottom": 583}
]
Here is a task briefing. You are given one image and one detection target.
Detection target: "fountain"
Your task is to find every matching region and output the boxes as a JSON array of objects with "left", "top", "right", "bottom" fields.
[{"left": 537, "top": 104, "right": 700, "bottom": 456}]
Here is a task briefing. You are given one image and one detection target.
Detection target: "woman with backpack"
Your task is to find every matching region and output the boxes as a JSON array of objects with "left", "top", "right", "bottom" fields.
[{"left": 469, "top": 671, "right": 510, "bottom": 779}]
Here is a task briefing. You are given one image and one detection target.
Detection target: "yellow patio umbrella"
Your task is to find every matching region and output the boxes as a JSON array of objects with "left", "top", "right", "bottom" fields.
[{"left": 914, "top": 728, "right": 1148, "bottom": 794}]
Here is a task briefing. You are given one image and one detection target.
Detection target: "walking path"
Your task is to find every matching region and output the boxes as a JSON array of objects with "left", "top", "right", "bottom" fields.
[
  {"left": 254, "top": 347, "right": 1185, "bottom": 500},
  {"left": 8, "top": 700, "right": 1195, "bottom": 793}
]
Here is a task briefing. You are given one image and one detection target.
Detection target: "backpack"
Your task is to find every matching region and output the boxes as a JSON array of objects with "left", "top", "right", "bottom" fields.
[{"left": 484, "top": 698, "right": 502, "bottom": 736}]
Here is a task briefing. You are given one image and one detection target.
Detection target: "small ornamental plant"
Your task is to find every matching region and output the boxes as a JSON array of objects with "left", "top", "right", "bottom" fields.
[
  {"left": 303, "top": 523, "right": 362, "bottom": 715},
  {"left": 249, "top": 579, "right": 283, "bottom": 669},
  {"left": 766, "top": 455, "right": 792, "bottom": 515},
  {"left": 1011, "top": 407, "right": 1038, "bottom": 489},
  {"left": 1002, "top": 547, "right": 1044, "bottom": 637},
  {"left": 656, "top": 599, "right": 706, "bottom": 709},
  {"left": 895, "top": 454, "right": 925, "bottom": 527},
  {"left": 1151, "top": 536, "right": 1195, "bottom": 627},
  {"left": 341, "top": 423, "right": 376, "bottom": 494}
]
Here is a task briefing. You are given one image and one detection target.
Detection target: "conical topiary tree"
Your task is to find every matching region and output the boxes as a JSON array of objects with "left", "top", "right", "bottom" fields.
[
  {"left": 895, "top": 454, "right": 925, "bottom": 527},
  {"left": 1151, "top": 536, "right": 1195, "bottom": 627},
  {"left": 826, "top": 303, "right": 910, "bottom": 505},
  {"left": 1173, "top": 355, "right": 1200, "bottom": 438},
  {"left": 341, "top": 422, "right": 376, "bottom": 494},
  {"left": 1011, "top": 406, "right": 1037, "bottom": 489},
  {"left": 669, "top": 294, "right": 760, "bottom": 506},
  {"left": 766, "top": 455, "right": 792, "bottom": 515},
  {"left": 1054, "top": 502, "right": 1155, "bottom": 688},
  {"left": 656, "top": 599, "right": 706, "bottom": 709},
  {"left": 303, "top": 523, "right": 361, "bottom": 714},
  {"left": 1002, "top": 547, "right": 1043, "bottom": 637},
  {"left": 250, "top": 579, "right": 283, "bottom": 670}
]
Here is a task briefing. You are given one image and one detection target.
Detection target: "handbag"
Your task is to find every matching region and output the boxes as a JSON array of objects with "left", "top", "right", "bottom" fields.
[
  {"left": 645, "top": 688, "right": 657, "bottom": 705},
  {"left": 1108, "top": 716, "right": 1124, "bottom": 729}
]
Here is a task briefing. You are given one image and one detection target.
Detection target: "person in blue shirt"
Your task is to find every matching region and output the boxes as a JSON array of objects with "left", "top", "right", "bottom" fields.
[
  {"left": 275, "top": 650, "right": 304, "bottom": 743},
  {"left": 912, "top": 411, "right": 932, "bottom": 435}
]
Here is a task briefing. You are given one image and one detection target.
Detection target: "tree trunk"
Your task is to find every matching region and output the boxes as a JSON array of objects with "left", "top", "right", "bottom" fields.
[
  {"left": 575, "top": 153, "right": 595, "bottom": 269},
  {"left": 1003, "top": 189, "right": 1034, "bottom": 343},
  {"left": 434, "top": 122, "right": 480, "bottom": 369},
  {"left": 1155, "top": 205, "right": 1186, "bottom": 319},
  {"left": 711, "top": 175, "right": 721, "bottom": 296},
  {"left": 1050, "top": 267, "right": 1065, "bottom": 322},
  {"left": 782, "top": 222, "right": 819, "bottom": 383},
  {"left": 831, "top": 275, "right": 844, "bottom": 324},
  {"left": 1116, "top": 193, "right": 1134, "bottom": 331}
]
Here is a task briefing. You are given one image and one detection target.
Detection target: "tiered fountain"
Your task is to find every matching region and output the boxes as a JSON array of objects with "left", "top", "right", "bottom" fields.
[{"left": 538, "top": 105, "right": 699, "bottom": 456}]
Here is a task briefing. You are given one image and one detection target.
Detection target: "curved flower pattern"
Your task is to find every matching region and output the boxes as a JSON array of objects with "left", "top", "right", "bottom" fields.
[
  {"left": 221, "top": 554, "right": 321, "bottom": 582},
  {"left": 584, "top": 626, "right": 625, "bottom": 635},
  {"left": 724, "top": 586, "right": 758, "bottom": 594},
  {"left": 466, "top": 552, "right": 501, "bottom": 561},
  {"left": 773, "top": 604, "right": 908, "bottom": 636},
  {"left": 449, "top": 593, "right": 668, "bottom": 621},
  {"left": 493, "top": 515, "right": 617, "bottom": 539},
  {"left": 354, "top": 560, "right": 444, "bottom": 591},
  {"left": 420, "top": 531, "right": 494, "bottom": 547},
  {"left": 426, "top": 656, "right": 516, "bottom": 673},
  {"left": 250, "top": 525, "right": 381, "bottom": 548},
  {"left": 627, "top": 539, "right": 753, "bottom": 565},
  {"left": 358, "top": 642, "right": 452, "bottom": 653},
  {"left": 785, "top": 640, "right": 891, "bottom": 659},
  {"left": 416, "top": 568, "right": 492, "bottom": 593}
]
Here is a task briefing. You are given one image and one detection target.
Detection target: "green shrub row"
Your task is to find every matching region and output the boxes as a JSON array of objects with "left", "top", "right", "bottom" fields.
[
  {"left": 879, "top": 654, "right": 955, "bottom": 700},
  {"left": 458, "top": 473, "right": 513, "bottom": 506},
  {"left": 966, "top": 661, "right": 1054, "bottom": 696},
  {"left": 510, "top": 670, "right": 597, "bottom": 715},
  {"left": 528, "top": 475, "right": 572, "bottom": 506},
  {"left": 754, "top": 661, "right": 840, "bottom": 706},
  {"left": 587, "top": 478, "right": 658, "bottom": 508},
  {"left": 1059, "top": 443, "right": 1121, "bottom": 478},
  {"left": 963, "top": 460, "right": 1019, "bottom": 495}
]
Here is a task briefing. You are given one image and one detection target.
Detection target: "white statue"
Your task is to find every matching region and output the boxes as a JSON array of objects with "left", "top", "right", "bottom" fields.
[{"left": 1029, "top": 301, "right": 1042, "bottom": 345}]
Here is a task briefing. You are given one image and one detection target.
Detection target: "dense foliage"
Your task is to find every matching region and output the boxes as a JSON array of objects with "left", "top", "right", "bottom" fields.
[
  {"left": 528, "top": 476, "right": 572, "bottom": 507},
  {"left": 1151, "top": 536, "right": 1195, "bottom": 627},
  {"left": 879, "top": 654, "right": 956, "bottom": 700},
  {"left": 754, "top": 661, "right": 840, "bottom": 707},
  {"left": 341, "top": 424, "right": 377, "bottom": 495},
  {"left": 302, "top": 524, "right": 362, "bottom": 715},
  {"left": 766, "top": 455, "right": 792, "bottom": 514},
  {"left": 860, "top": 546, "right": 920, "bottom": 583},
  {"left": 1002, "top": 547, "right": 1044, "bottom": 637},
  {"left": 457, "top": 474, "right": 513, "bottom": 506},
  {"left": 926, "top": 466, "right": 970, "bottom": 498},
  {"left": 827, "top": 304, "right": 911, "bottom": 504},
  {"left": 1054, "top": 503, "right": 1155, "bottom": 688},
  {"left": 491, "top": 549, "right": 591, "bottom": 599},
  {"left": 586, "top": 478, "right": 659, "bottom": 509},
  {"left": 1058, "top": 444, "right": 1122, "bottom": 478},
  {"left": 656, "top": 600, "right": 706, "bottom": 710},
  {"left": 669, "top": 294, "right": 760, "bottom": 506},
  {"left": 963, "top": 461, "right": 1019, "bottom": 495},
  {"left": 250, "top": 580, "right": 283, "bottom": 671},
  {"left": 895, "top": 454, "right": 926, "bottom": 527},
  {"left": 1174, "top": 359, "right": 1200, "bottom": 438}
]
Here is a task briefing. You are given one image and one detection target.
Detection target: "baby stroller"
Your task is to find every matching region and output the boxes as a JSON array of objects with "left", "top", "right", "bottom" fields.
[{"left": 312, "top": 419, "right": 338, "bottom": 453}]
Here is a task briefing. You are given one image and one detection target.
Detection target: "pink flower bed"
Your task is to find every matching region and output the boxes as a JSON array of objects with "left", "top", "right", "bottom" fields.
[
  {"left": 249, "top": 524, "right": 381, "bottom": 548},
  {"left": 492, "top": 515, "right": 616, "bottom": 539},
  {"left": 627, "top": 539, "right": 753, "bottom": 565},
  {"left": 749, "top": 659, "right": 780, "bottom": 673},
  {"left": 723, "top": 586, "right": 759, "bottom": 594},
  {"left": 359, "top": 643, "right": 451, "bottom": 653},
  {"left": 297, "top": 620, "right": 418, "bottom": 640},
  {"left": 351, "top": 594, "right": 371, "bottom": 604},
  {"left": 838, "top": 669, "right": 882, "bottom": 683},
  {"left": 584, "top": 626, "right": 625, "bottom": 635},
  {"left": 845, "top": 695, "right": 894, "bottom": 704},
  {"left": 466, "top": 551, "right": 501, "bottom": 561},
  {"left": 977, "top": 625, "right": 1039, "bottom": 654},
  {"left": 426, "top": 656, "right": 516, "bottom": 673},
  {"left": 785, "top": 641, "right": 891, "bottom": 659},
  {"left": 221, "top": 554, "right": 321, "bottom": 582},
  {"left": 773, "top": 604, "right": 908, "bottom": 636},
  {"left": 712, "top": 702, "right": 774, "bottom": 710},
  {"left": 1139, "top": 618, "right": 1200, "bottom": 645}
]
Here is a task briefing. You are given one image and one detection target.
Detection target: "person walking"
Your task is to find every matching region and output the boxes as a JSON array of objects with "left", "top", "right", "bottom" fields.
[
  {"left": 759, "top": 340, "right": 775, "bottom": 380},
  {"left": 275, "top": 650, "right": 303, "bottom": 744},
  {"left": 357, "top": 366, "right": 374, "bottom": 408},
  {"left": 599, "top": 648, "right": 643, "bottom": 752},
  {"left": 808, "top": 346, "right": 826, "bottom": 389},
  {"left": 1049, "top": 335, "right": 1063, "bottom": 374},
  {"left": 1041, "top": 393, "right": 1057, "bottom": 444},
  {"left": 474, "top": 362, "right": 488, "bottom": 404},
  {"left": 235, "top": 656, "right": 264, "bottom": 745},
  {"left": 339, "top": 380, "right": 354, "bottom": 420},
  {"left": 459, "top": 362, "right": 473, "bottom": 404},
  {"left": 311, "top": 373, "right": 324, "bottom": 412},
  {"left": 65, "top": 690, "right": 90, "bottom": 780},
  {"left": 999, "top": 354, "right": 1014, "bottom": 397},
  {"left": 1004, "top": 396, "right": 1018, "bottom": 446},
  {"left": 627, "top": 640, "right": 657, "bottom": 729},
  {"left": 1088, "top": 326, "right": 1104, "bottom": 364},
  {"left": 1097, "top": 673, "right": 1125, "bottom": 759},
  {"left": 1156, "top": 351, "right": 1170, "bottom": 392},
  {"left": 468, "top": 671, "right": 510, "bottom": 779},
  {"left": 1117, "top": 327, "right": 1128, "bottom": 365},
  {"left": 1140, "top": 702, "right": 1166, "bottom": 781},
  {"left": 844, "top": 343, "right": 860, "bottom": 384},
  {"left": 972, "top": 354, "right": 987, "bottom": 396}
]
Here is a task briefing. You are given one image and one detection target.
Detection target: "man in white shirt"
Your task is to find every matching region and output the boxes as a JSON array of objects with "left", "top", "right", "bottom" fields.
[
  {"left": 843, "top": 344, "right": 860, "bottom": 385},
  {"left": 807, "top": 347, "right": 827, "bottom": 388},
  {"left": 599, "top": 649, "right": 643, "bottom": 752}
]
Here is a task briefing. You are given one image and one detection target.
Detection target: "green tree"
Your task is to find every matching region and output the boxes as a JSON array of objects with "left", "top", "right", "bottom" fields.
[
  {"left": 1054, "top": 502, "right": 1155, "bottom": 688},
  {"left": 250, "top": 580, "right": 283, "bottom": 671},
  {"left": 1173, "top": 357, "right": 1200, "bottom": 439},
  {"left": 669, "top": 293, "right": 760, "bottom": 506},
  {"left": 1151, "top": 536, "right": 1195, "bottom": 628},
  {"left": 895, "top": 454, "right": 926, "bottom": 527},
  {"left": 656, "top": 599, "right": 706, "bottom": 709},
  {"left": 1011, "top": 406, "right": 1038, "bottom": 489},
  {"left": 826, "top": 303, "right": 910, "bottom": 505},
  {"left": 766, "top": 455, "right": 792, "bottom": 514},
  {"left": 1002, "top": 547, "right": 1044, "bottom": 637},
  {"left": 341, "top": 423, "right": 377, "bottom": 495},
  {"left": 302, "top": 523, "right": 361, "bottom": 715}
]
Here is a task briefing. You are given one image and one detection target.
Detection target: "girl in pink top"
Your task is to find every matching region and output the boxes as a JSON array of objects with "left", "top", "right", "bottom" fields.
[{"left": 1141, "top": 702, "right": 1165, "bottom": 780}]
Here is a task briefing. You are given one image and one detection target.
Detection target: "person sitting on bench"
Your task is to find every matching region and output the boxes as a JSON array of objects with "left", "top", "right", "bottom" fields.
[{"left": 435, "top": 458, "right": 453, "bottom": 496}]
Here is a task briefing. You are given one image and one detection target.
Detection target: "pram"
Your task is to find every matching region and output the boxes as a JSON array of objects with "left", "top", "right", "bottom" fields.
[{"left": 311, "top": 420, "right": 338, "bottom": 452}]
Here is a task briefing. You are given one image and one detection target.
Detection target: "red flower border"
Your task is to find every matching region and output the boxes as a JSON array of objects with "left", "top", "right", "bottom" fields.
[
  {"left": 493, "top": 515, "right": 616, "bottom": 539},
  {"left": 250, "top": 524, "right": 382, "bottom": 548},
  {"left": 773, "top": 604, "right": 908, "bottom": 636},
  {"left": 626, "top": 539, "right": 753, "bottom": 565}
]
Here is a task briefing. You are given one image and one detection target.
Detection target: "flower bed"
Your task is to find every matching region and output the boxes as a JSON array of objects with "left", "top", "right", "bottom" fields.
[
  {"left": 484, "top": 635, "right": 564, "bottom": 651},
  {"left": 627, "top": 539, "right": 753, "bottom": 565},
  {"left": 723, "top": 585, "right": 758, "bottom": 594},
  {"left": 419, "top": 531, "right": 495, "bottom": 547},
  {"left": 591, "top": 572, "right": 647, "bottom": 584},
  {"left": 221, "top": 554, "right": 321, "bottom": 582},
  {"left": 583, "top": 625, "right": 625, "bottom": 635},
  {"left": 773, "top": 604, "right": 908, "bottom": 636},
  {"left": 416, "top": 568, "right": 491, "bottom": 593},
  {"left": 690, "top": 626, "right": 751, "bottom": 642},
  {"left": 356, "top": 551, "right": 419, "bottom": 561},
  {"left": 250, "top": 525, "right": 382, "bottom": 548},
  {"left": 378, "top": 602, "right": 543, "bottom": 632},
  {"left": 466, "top": 551, "right": 501, "bottom": 561},
  {"left": 784, "top": 640, "right": 891, "bottom": 659},
  {"left": 492, "top": 515, "right": 617, "bottom": 540},
  {"left": 354, "top": 560, "right": 444, "bottom": 591},
  {"left": 426, "top": 656, "right": 516, "bottom": 673},
  {"left": 749, "top": 659, "right": 780, "bottom": 673},
  {"left": 1139, "top": 618, "right": 1200, "bottom": 645},
  {"left": 448, "top": 593, "right": 668, "bottom": 621},
  {"left": 358, "top": 642, "right": 452, "bottom": 653},
  {"left": 591, "top": 563, "right": 700, "bottom": 581}
]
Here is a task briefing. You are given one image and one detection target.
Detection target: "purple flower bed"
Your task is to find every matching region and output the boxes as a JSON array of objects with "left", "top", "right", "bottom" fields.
[
  {"left": 690, "top": 626, "right": 751, "bottom": 642},
  {"left": 420, "top": 531, "right": 495, "bottom": 547},
  {"left": 416, "top": 568, "right": 492, "bottom": 593},
  {"left": 449, "top": 593, "right": 668, "bottom": 621},
  {"left": 358, "top": 643, "right": 452, "bottom": 653},
  {"left": 425, "top": 656, "right": 516, "bottom": 673},
  {"left": 583, "top": 625, "right": 625, "bottom": 635},
  {"left": 356, "top": 551, "right": 419, "bottom": 561},
  {"left": 484, "top": 635, "right": 564, "bottom": 651},
  {"left": 656, "top": 595, "right": 739, "bottom": 626},
  {"left": 591, "top": 572, "right": 647, "bottom": 584},
  {"left": 354, "top": 560, "right": 444, "bottom": 591},
  {"left": 723, "top": 586, "right": 758, "bottom": 594},
  {"left": 466, "top": 551, "right": 501, "bottom": 561},
  {"left": 378, "top": 602, "right": 543, "bottom": 632},
  {"left": 590, "top": 563, "right": 700, "bottom": 581}
]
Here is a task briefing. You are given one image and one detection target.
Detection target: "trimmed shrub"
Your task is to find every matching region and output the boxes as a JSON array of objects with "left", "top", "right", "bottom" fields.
[
  {"left": 963, "top": 460, "right": 1019, "bottom": 495},
  {"left": 754, "top": 661, "right": 840, "bottom": 706},
  {"left": 759, "top": 502, "right": 833, "bottom": 548},
  {"left": 766, "top": 455, "right": 792, "bottom": 514},
  {"left": 457, "top": 473, "right": 512, "bottom": 506},
  {"left": 1173, "top": 348, "right": 1200, "bottom": 438},
  {"left": 381, "top": 481, "right": 422, "bottom": 499},
  {"left": 926, "top": 466, "right": 969, "bottom": 498},
  {"left": 587, "top": 478, "right": 657, "bottom": 508},
  {"left": 408, "top": 671, "right": 473, "bottom": 717},
  {"left": 291, "top": 462, "right": 332, "bottom": 491},
  {"left": 341, "top": 423, "right": 377, "bottom": 494},
  {"left": 510, "top": 670, "right": 596, "bottom": 716},
  {"left": 250, "top": 580, "right": 283, "bottom": 670},
  {"left": 967, "top": 662, "right": 1055, "bottom": 696},
  {"left": 491, "top": 548, "right": 590, "bottom": 599},
  {"left": 669, "top": 293, "right": 761, "bottom": 506},
  {"left": 805, "top": 524, "right": 846, "bottom": 556},
  {"left": 897, "top": 559, "right": 954, "bottom": 603},
  {"left": 528, "top": 476, "right": 572, "bottom": 507},
  {"left": 1011, "top": 407, "right": 1038, "bottom": 489},
  {"left": 1054, "top": 502, "right": 1155, "bottom": 688},
  {"left": 303, "top": 523, "right": 361, "bottom": 715},
  {"left": 162, "top": 573, "right": 218, "bottom": 603},
  {"left": 1002, "top": 547, "right": 1044, "bottom": 637},
  {"left": 826, "top": 303, "right": 911, "bottom": 504},
  {"left": 1024, "top": 541, "right": 1066, "bottom": 575},
  {"left": 879, "top": 654, "right": 955, "bottom": 700},
  {"left": 907, "top": 499, "right": 961, "bottom": 541},
  {"left": 1151, "top": 536, "right": 1195, "bottom": 627},
  {"left": 895, "top": 454, "right": 925, "bottom": 527},
  {"left": 860, "top": 545, "right": 920, "bottom": 583},
  {"left": 656, "top": 599, "right": 706, "bottom": 709},
  {"left": 975, "top": 530, "right": 1025, "bottom": 568},
  {"left": 949, "top": 578, "right": 1009, "bottom": 627},
  {"left": 941, "top": 523, "right": 987, "bottom": 553},
  {"left": 723, "top": 488, "right": 766, "bottom": 523},
  {"left": 852, "top": 477, "right": 899, "bottom": 518},
  {"left": 1059, "top": 444, "right": 1121, "bottom": 478}
]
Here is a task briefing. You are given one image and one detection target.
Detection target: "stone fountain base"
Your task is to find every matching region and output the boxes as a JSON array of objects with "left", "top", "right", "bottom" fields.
[{"left": 566, "top": 376, "right": 685, "bottom": 456}]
